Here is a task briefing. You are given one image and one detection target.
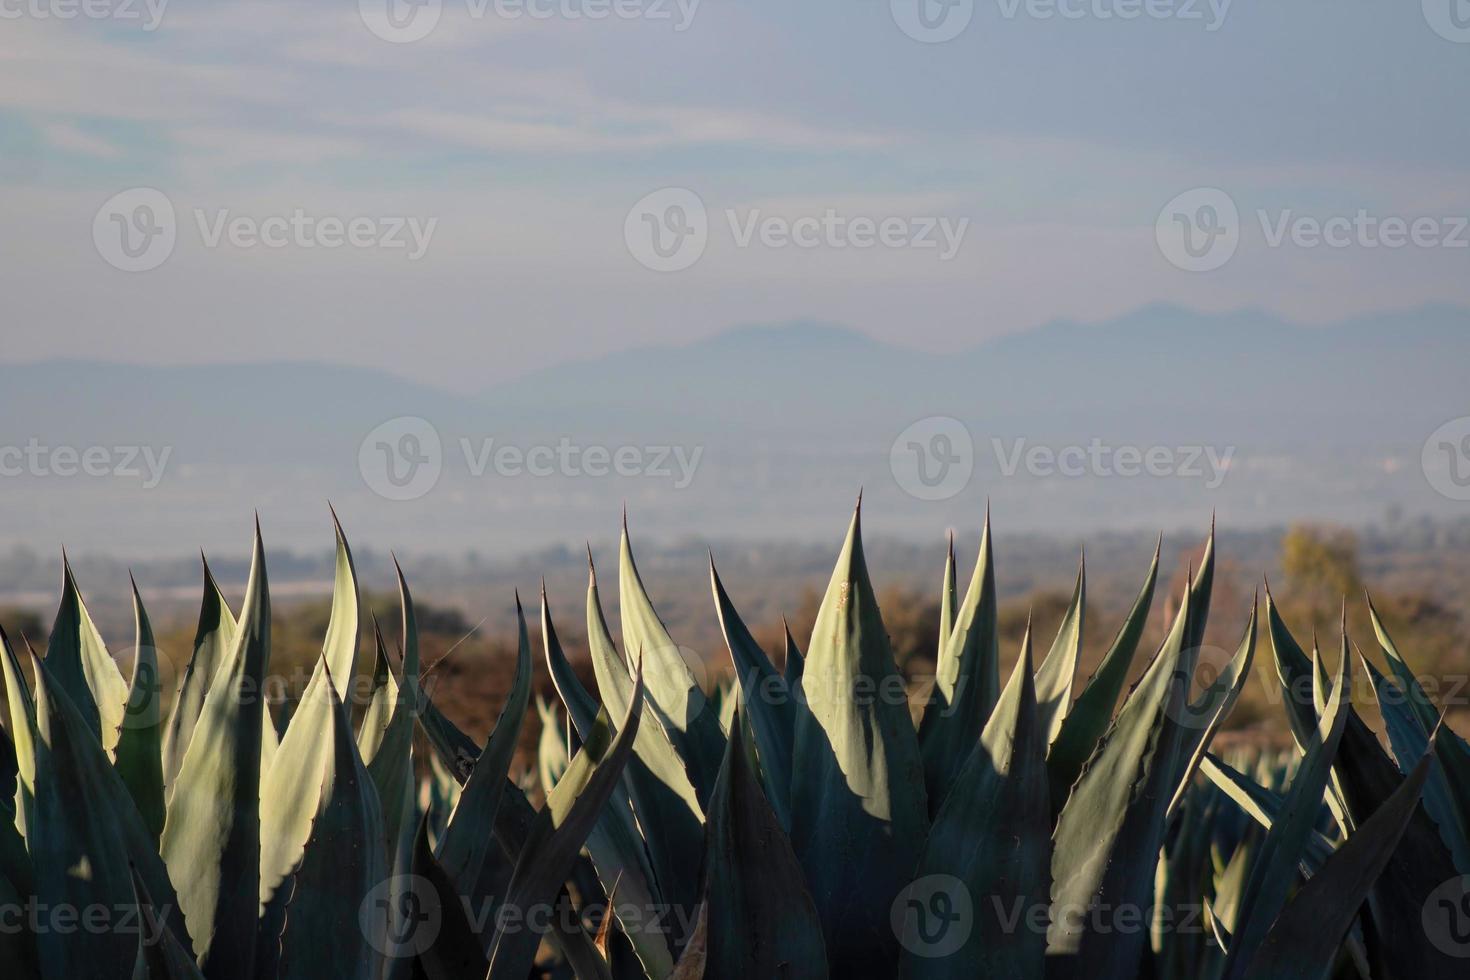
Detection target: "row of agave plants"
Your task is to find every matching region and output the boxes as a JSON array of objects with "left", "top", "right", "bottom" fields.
[{"left": 1, "top": 505, "right": 1468, "bottom": 979}]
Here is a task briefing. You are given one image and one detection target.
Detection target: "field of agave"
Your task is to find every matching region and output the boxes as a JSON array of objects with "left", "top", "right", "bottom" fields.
[{"left": 1, "top": 504, "right": 1469, "bottom": 979}]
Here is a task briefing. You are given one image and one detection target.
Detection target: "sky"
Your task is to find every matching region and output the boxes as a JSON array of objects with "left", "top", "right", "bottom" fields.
[{"left": 2, "top": 1, "right": 1468, "bottom": 392}]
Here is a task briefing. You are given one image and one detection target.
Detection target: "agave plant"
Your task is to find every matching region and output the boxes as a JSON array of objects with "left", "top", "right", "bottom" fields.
[{"left": 0, "top": 504, "right": 1465, "bottom": 980}]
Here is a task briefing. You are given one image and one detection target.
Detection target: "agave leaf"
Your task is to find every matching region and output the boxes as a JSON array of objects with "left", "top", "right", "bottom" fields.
[
  {"left": 710, "top": 557, "right": 794, "bottom": 829},
  {"left": 542, "top": 590, "right": 685, "bottom": 973},
  {"left": 619, "top": 522, "right": 726, "bottom": 797},
  {"left": 114, "top": 580, "right": 166, "bottom": 841},
  {"left": 580, "top": 561, "right": 706, "bottom": 918},
  {"left": 789, "top": 503, "right": 929, "bottom": 975},
  {"left": 1166, "top": 601, "right": 1258, "bottom": 817},
  {"left": 436, "top": 597, "right": 532, "bottom": 897},
  {"left": 359, "top": 622, "right": 415, "bottom": 853},
  {"left": 782, "top": 622, "right": 805, "bottom": 689},
  {"left": 938, "top": 533, "right": 957, "bottom": 655},
  {"left": 1220, "top": 646, "right": 1350, "bottom": 980},
  {"left": 410, "top": 814, "right": 489, "bottom": 980},
  {"left": 701, "top": 707, "right": 828, "bottom": 980},
  {"left": 1244, "top": 745, "right": 1436, "bottom": 979},
  {"left": 2, "top": 625, "right": 37, "bottom": 837},
  {"left": 257, "top": 516, "right": 361, "bottom": 969},
  {"left": 0, "top": 857, "right": 39, "bottom": 979},
  {"left": 279, "top": 664, "right": 387, "bottom": 980},
  {"left": 356, "top": 619, "right": 399, "bottom": 763},
  {"left": 1266, "top": 602, "right": 1462, "bottom": 979},
  {"left": 1198, "top": 754, "right": 1335, "bottom": 871},
  {"left": 536, "top": 697, "right": 569, "bottom": 792},
  {"left": 131, "top": 867, "right": 206, "bottom": 980},
  {"left": 393, "top": 565, "right": 477, "bottom": 784},
  {"left": 918, "top": 513, "right": 1000, "bottom": 812},
  {"left": 1033, "top": 555, "right": 1085, "bottom": 747},
  {"left": 1046, "top": 542, "right": 1160, "bottom": 815},
  {"left": 29, "top": 645, "right": 191, "bottom": 979},
  {"left": 159, "top": 523, "right": 270, "bottom": 980},
  {"left": 1361, "top": 652, "right": 1470, "bottom": 875},
  {"left": 901, "top": 625, "right": 1050, "bottom": 978},
  {"left": 45, "top": 556, "right": 130, "bottom": 752},
  {"left": 1045, "top": 575, "right": 1200, "bottom": 979},
  {"left": 1366, "top": 596, "right": 1470, "bottom": 871},
  {"left": 486, "top": 667, "right": 648, "bottom": 979},
  {"left": 161, "top": 557, "right": 238, "bottom": 796}
]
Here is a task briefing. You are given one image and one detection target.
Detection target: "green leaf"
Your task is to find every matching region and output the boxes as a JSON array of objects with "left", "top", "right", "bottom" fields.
[
  {"left": 542, "top": 590, "right": 678, "bottom": 977},
  {"left": 581, "top": 558, "right": 706, "bottom": 918},
  {"left": 619, "top": 522, "right": 726, "bottom": 798},
  {"left": 1361, "top": 652, "right": 1470, "bottom": 875},
  {"left": 45, "top": 556, "right": 130, "bottom": 752},
  {"left": 1045, "top": 573, "right": 1201, "bottom": 979},
  {"left": 1, "top": 625, "right": 37, "bottom": 838},
  {"left": 1033, "top": 555, "right": 1085, "bottom": 748},
  {"left": 410, "top": 814, "right": 490, "bottom": 980},
  {"left": 1244, "top": 745, "right": 1436, "bottom": 979},
  {"left": 256, "top": 515, "right": 361, "bottom": 972},
  {"left": 159, "top": 522, "right": 270, "bottom": 980},
  {"left": 1220, "top": 645, "right": 1351, "bottom": 980},
  {"left": 486, "top": 667, "right": 648, "bottom": 979},
  {"left": 918, "top": 513, "right": 1000, "bottom": 812},
  {"left": 278, "top": 664, "right": 387, "bottom": 980},
  {"left": 1046, "top": 542, "right": 1159, "bottom": 816},
  {"left": 701, "top": 708, "right": 828, "bottom": 980},
  {"left": 436, "top": 596, "right": 532, "bottom": 897},
  {"left": 789, "top": 503, "right": 929, "bottom": 976},
  {"left": 161, "top": 557, "right": 238, "bottom": 797},
  {"left": 938, "top": 533, "right": 957, "bottom": 656},
  {"left": 29, "top": 645, "right": 191, "bottom": 979},
  {"left": 710, "top": 557, "right": 794, "bottom": 830},
  {"left": 901, "top": 625, "right": 1051, "bottom": 978},
  {"left": 131, "top": 867, "right": 206, "bottom": 980},
  {"left": 114, "top": 579, "right": 166, "bottom": 842},
  {"left": 1198, "top": 753, "right": 1336, "bottom": 872}
]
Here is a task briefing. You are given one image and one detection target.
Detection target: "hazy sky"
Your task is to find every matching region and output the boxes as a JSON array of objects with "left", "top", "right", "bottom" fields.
[{"left": 3, "top": 1, "right": 1468, "bottom": 391}]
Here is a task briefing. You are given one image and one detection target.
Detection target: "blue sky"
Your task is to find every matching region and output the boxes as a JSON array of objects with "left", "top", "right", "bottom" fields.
[{"left": 3, "top": 0, "right": 1468, "bottom": 390}]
